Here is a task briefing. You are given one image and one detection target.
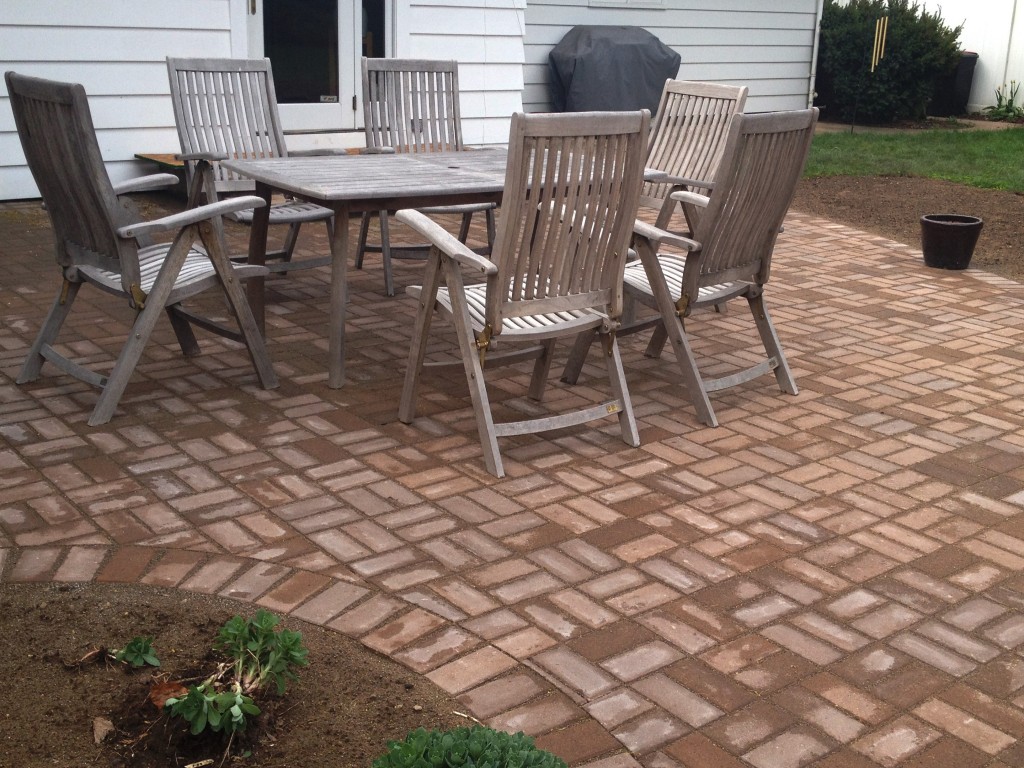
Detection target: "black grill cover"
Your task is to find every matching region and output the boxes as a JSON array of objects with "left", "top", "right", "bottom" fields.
[{"left": 549, "top": 26, "right": 681, "bottom": 113}]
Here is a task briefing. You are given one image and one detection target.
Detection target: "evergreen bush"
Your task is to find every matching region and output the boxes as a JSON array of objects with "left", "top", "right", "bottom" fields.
[
  {"left": 371, "top": 726, "right": 568, "bottom": 768},
  {"left": 816, "top": 0, "right": 962, "bottom": 124}
]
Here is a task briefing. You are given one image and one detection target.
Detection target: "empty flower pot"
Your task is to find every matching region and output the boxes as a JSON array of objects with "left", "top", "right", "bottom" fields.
[{"left": 920, "top": 214, "right": 983, "bottom": 270}]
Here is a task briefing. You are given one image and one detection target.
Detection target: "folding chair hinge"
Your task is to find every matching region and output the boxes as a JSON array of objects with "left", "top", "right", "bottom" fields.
[
  {"left": 59, "top": 278, "right": 72, "bottom": 305},
  {"left": 601, "top": 330, "right": 616, "bottom": 357},
  {"left": 476, "top": 324, "right": 493, "bottom": 365},
  {"left": 130, "top": 283, "right": 148, "bottom": 310},
  {"left": 674, "top": 294, "right": 691, "bottom": 317}
]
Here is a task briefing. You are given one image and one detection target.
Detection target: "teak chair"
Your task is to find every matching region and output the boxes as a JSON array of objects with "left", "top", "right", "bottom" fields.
[
  {"left": 356, "top": 57, "right": 497, "bottom": 297},
  {"left": 166, "top": 57, "right": 334, "bottom": 273},
  {"left": 7, "top": 71, "right": 278, "bottom": 426},
  {"left": 397, "top": 110, "right": 651, "bottom": 478},
  {"left": 642, "top": 80, "right": 748, "bottom": 234},
  {"left": 623, "top": 108, "right": 818, "bottom": 427},
  {"left": 560, "top": 80, "right": 747, "bottom": 383}
]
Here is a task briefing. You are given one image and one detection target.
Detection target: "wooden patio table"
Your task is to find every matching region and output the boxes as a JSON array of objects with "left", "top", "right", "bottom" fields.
[{"left": 222, "top": 149, "right": 508, "bottom": 388}]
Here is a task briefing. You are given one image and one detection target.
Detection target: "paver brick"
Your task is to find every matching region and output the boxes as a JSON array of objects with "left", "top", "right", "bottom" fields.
[{"left": 6, "top": 204, "right": 1024, "bottom": 766}]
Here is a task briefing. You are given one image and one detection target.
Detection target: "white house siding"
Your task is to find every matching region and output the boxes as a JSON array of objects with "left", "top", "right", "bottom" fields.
[
  {"left": 523, "top": 0, "right": 823, "bottom": 115},
  {"left": 0, "top": 0, "right": 245, "bottom": 200},
  {"left": 396, "top": 0, "right": 527, "bottom": 146},
  {"left": 921, "top": 0, "right": 1024, "bottom": 113}
]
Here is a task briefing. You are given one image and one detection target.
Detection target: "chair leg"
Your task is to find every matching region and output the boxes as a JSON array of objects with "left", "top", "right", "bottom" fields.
[
  {"left": 456, "top": 212, "right": 473, "bottom": 244},
  {"left": 198, "top": 220, "right": 279, "bottom": 391},
  {"left": 443, "top": 261, "right": 504, "bottom": 478},
  {"left": 355, "top": 212, "right": 372, "bottom": 269},
  {"left": 398, "top": 251, "right": 443, "bottom": 425},
  {"left": 281, "top": 222, "right": 301, "bottom": 264},
  {"left": 485, "top": 208, "right": 497, "bottom": 255},
  {"left": 89, "top": 302, "right": 164, "bottom": 425},
  {"left": 560, "top": 328, "right": 597, "bottom": 385},
  {"left": 602, "top": 332, "right": 640, "bottom": 447},
  {"left": 379, "top": 210, "right": 395, "bottom": 297},
  {"left": 165, "top": 306, "right": 201, "bottom": 357},
  {"left": 661, "top": 313, "right": 718, "bottom": 428},
  {"left": 644, "top": 321, "right": 669, "bottom": 358},
  {"left": 17, "top": 279, "right": 81, "bottom": 384},
  {"left": 527, "top": 339, "right": 557, "bottom": 401},
  {"left": 749, "top": 293, "right": 798, "bottom": 395}
]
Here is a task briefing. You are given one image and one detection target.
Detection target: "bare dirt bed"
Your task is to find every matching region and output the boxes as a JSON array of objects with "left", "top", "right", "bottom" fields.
[
  {"left": 0, "top": 582, "right": 468, "bottom": 768},
  {"left": 792, "top": 175, "right": 1024, "bottom": 281}
]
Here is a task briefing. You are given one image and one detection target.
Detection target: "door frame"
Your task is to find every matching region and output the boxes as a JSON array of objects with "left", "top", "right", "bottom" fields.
[{"left": 245, "top": 0, "right": 392, "bottom": 133}]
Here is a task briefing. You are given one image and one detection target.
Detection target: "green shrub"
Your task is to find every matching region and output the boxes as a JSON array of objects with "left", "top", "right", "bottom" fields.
[
  {"left": 372, "top": 726, "right": 568, "bottom": 768},
  {"left": 816, "top": 0, "right": 962, "bottom": 124}
]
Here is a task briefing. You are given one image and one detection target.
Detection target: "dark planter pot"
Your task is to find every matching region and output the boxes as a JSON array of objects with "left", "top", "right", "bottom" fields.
[{"left": 920, "top": 214, "right": 983, "bottom": 270}]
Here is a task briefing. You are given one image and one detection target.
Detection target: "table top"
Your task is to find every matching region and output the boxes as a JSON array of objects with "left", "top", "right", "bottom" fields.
[{"left": 222, "top": 149, "right": 509, "bottom": 206}]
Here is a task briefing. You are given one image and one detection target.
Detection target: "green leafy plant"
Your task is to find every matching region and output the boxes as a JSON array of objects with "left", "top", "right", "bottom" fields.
[
  {"left": 372, "top": 726, "right": 568, "bottom": 768},
  {"left": 816, "top": 0, "right": 962, "bottom": 124},
  {"left": 215, "top": 609, "right": 309, "bottom": 695},
  {"left": 983, "top": 81, "right": 1024, "bottom": 121},
  {"left": 165, "top": 682, "right": 260, "bottom": 735},
  {"left": 165, "top": 609, "right": 307, "bottom": 738},
  {"left": 112, "top": 636, "right": 160, "bottom": 668}
]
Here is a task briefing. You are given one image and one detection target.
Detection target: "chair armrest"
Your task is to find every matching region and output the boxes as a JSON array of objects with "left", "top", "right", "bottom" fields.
[
  {"left": 396, "top": 209, "right": 497, "bottom": 276},
  {"left": 289, "top": 148, "right": 352, "bottom": 157},
  {"left": 660, "top": 174, "right": 714, "bottom": 191},
  {"left": 112, "top": 174, "right": 181, "bottom": 196},
  {"left": 633, "top": 219, "right": 700, "bottom": 253},
  {"left": 116, "top": 196, "right": 267, "bottom": 239},
  {"left": 176, "top": 151, "right": 229, "bottom": 163},
  {"left": 669, "top": 190, "right": 711, "bottom": 208},
  {"left": 355, "top": 146, "right": 397, "bottom": 155}
]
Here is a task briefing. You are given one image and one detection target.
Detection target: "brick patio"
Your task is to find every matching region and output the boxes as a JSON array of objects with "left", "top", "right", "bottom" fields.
[{"left": 1, "top": 193, "right": 1023, "bottom": 767}]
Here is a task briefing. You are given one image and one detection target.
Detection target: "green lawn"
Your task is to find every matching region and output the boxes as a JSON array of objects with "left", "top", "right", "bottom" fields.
[{"left": 805, "top": 125, "right": 1024, "bottom": 192}]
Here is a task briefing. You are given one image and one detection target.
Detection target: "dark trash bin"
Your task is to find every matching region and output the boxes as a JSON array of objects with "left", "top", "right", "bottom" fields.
[
  {"left": 929, "top": 51, "right": 978, "bottom": 117},
  {"left": 549, "top": 25, "right": 681, "bottom": 114}
]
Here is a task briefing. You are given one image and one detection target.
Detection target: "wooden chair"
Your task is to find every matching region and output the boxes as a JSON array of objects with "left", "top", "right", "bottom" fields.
[
  {"left": 623, "top": 108, "right": 818, "bottom": 427},
  {"left": 356, "top": 58, "right": 497, "bottom": 297},
  {"left": 642, "top": 80, "right": 748, "bottom": 234},
  {"left": 6, "top": 71, "right": 278, "bottom": 426},
  {"left": 561, "top": 79, "right": 747, "bottom": 385},
  {"left": 166, "top": 57, "right": 334, "bottom": 273},
  {"left": 397, "top": 110, "right": 651, "bottom": 478}
]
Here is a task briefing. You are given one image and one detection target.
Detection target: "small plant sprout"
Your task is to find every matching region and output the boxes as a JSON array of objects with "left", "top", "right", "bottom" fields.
[
  {"left": 164, "top": 610, "right": 307, "bottom": 738},
  {"left": 113, "top": 637, "right": 160, "bottom": 668},
  {"left": 214, "top": 609, "right": 309, "bottom": 695}
]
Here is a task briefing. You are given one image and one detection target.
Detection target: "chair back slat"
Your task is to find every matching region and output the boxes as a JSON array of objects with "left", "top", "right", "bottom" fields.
[
  {"left": 167, "top": 58, "right": 288, "bottom": 190},
  {"left": 642, "top": 80, "right": 747, "bottom": 209},
  {"left": 5, "top": 71, "right": 138, "bottom": 285},
  {"left": 362, "top": 58, "right": 462, "bottom": 153},
  {"left": 490, "top": 111, "right": 649, "bottom": 325},
  {"left": 688, "top": 108, "right": 818, "bottom": 293}
]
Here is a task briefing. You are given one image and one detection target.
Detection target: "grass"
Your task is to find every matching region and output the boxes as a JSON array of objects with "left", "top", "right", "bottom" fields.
[{"left": 805, "top": 125, "right": 1024, "bottom": 192}]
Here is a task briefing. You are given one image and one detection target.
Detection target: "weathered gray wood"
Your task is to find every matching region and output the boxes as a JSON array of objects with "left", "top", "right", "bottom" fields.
[
  {"left": 357, "top": 58, "right": 497, "bottom": 296},
  {"left": 625, "top": 108, "right": 818, "bottom": 427},
  {"left": 222, "top": 149, "right": 508, "bottom": 389},
  {"left": 396, "top": 111, "right": 649, "bottom": 478},
  {"left": 7, "top": 71, "right": 279, "bottom": 426},
  {"left": 643, "top": 80, "right": 748, "bottom": 232},
  {"left": 166, "top": 57, "right": 334, "bottom": 273}
]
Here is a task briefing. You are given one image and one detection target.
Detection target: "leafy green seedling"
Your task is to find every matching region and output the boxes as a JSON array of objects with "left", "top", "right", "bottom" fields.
[
  {"left": 165, "top": 683, "right": 260, "bottom": 735},
  {"left": 113, "top": 636, "right": 160, "bottom": 668},
  {"left": 164, "top": 609, "right": 307, "bottom": 738},
  {"left": 215, "top": 609, "right": 309, "bottom": 695}
]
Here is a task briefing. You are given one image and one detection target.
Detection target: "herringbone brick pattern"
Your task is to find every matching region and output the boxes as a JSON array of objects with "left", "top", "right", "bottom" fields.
[{"left": 1, "top": 194, "right": 1023, "bottom": 767}]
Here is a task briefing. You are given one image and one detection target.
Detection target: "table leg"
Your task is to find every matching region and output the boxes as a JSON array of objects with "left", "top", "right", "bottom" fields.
[
  {"left": 328, "top": 203, "right": 350, "bottom": 388},
  {"left": 247, "top": 182, "right": 273, "bottom": 333}
]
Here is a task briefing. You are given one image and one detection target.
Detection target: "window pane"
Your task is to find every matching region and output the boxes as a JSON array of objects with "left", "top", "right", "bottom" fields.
[{"left": 264, "top": 0, "right": 339, "bottom": 104}]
